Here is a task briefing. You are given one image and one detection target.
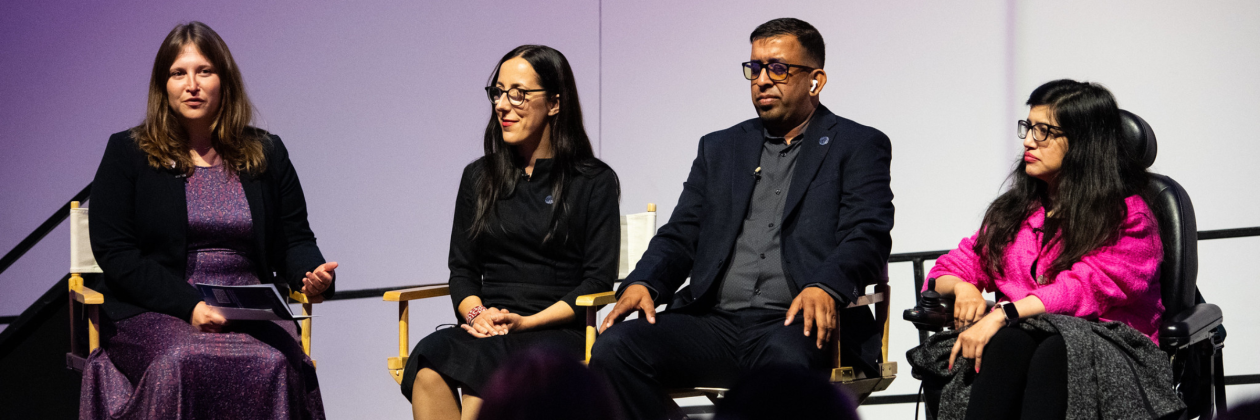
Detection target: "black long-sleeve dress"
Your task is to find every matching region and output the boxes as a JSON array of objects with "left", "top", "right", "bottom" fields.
[{"left": 400, "top": 157, "right": 619, "bottom": 399}]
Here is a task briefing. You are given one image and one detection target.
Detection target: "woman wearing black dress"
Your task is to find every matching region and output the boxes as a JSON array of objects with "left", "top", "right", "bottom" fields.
[{"left": 401, "top": 45, "right": 619, "bottom": 420}]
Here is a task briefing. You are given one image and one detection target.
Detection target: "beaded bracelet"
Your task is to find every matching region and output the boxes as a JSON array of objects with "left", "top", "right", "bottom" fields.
[{"left": 465, "top": 305, "right": 487, "bottom": 324}]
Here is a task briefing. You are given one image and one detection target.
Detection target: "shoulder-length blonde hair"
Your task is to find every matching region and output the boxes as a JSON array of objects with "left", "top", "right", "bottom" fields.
[{"left": 131, "top": 21, "right": 266, "bottom": 176}]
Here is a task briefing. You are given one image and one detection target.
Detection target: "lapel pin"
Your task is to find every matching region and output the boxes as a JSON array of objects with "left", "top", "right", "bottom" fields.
[
  {"left": 819, "top": 136, "right": 830, "bottom": 146},
  {"left": 545, "top": 195, "right": 554, "bottom": 205}
]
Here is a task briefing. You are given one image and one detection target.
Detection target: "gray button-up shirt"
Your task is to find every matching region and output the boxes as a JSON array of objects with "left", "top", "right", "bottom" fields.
[{"left": 716, "top": 129, "right": 803, "bottom": 311}]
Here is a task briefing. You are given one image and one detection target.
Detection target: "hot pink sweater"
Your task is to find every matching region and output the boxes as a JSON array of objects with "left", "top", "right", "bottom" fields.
[{"left": 927, "top": 195, "right": 1164, "bottom": 343}]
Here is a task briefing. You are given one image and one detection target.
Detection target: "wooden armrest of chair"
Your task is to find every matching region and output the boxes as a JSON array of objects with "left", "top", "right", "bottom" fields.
[
  {"left": 575, "top": 291, "right": 616, "bottom": 306},
  {"left": 383, "top": 283, "right": 450, "bottom": 302},
  {"left": 283, "top": 291, "right": 320, "bottom": 364},
  {"left": 384, "top": 283, "right": 451, "bottom": 385},
  {"left": 832, "top": 284, "right": 897, "bottom": 405},
  {"left": 67, "top": 279, "right": 104, "bottom": 360},
  {"left": 575, "top": 291, "right": 617, "bottom": 364},
  {"left": 845, "top": 291, "right": 884, "bottom": 308},
  {"left": 288, "top": 291, "right": 317, "bottom": 304},
  {"left": 71, "top": 284, "right": 104, "bottom": 305}
]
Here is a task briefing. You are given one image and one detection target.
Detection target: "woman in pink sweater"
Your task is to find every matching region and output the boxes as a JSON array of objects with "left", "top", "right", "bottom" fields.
[{"left": 927, "top": 79, "right": 1164, "bottom": 419}]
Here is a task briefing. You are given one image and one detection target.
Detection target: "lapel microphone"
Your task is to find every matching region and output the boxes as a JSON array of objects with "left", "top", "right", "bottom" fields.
[{"left": 753, "top": 166, "right": 762, "bottom": 181}]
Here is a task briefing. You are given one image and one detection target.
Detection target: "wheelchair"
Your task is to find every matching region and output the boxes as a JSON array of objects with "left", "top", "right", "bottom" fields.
[{"left": 903, "top": 110, "right": 1227, "bottom": 420}]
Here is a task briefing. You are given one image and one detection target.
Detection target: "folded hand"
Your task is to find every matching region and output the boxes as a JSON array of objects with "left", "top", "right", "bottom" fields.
[{"left": 461, "top": 307, "right": 511, "bottom": 338}]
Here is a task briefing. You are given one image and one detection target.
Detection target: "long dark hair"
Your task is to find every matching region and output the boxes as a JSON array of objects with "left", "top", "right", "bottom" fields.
[
  {"left": 471, "top": 45, "right": 604, "bottom": 243},
  {"left": 974, "top": 79, "right": 1149, "bottom": 281},
  {"left": 132, "top": 21, "right": 266, "bottom": 176}
]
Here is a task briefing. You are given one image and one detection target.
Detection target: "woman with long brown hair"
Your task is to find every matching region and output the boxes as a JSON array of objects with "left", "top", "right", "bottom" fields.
[{"left": 81, "top": 21, "right": 335, "bottom": 419}]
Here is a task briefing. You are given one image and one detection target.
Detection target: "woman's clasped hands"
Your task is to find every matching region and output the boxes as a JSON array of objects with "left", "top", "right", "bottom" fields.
[{"left": 460, "top": 308, "right": 534, "bottom": 338}]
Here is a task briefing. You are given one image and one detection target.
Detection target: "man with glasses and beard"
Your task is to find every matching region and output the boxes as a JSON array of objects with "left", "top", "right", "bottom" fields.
[{"left": 590, "top": 18, "right": 894, "bottom": 419}]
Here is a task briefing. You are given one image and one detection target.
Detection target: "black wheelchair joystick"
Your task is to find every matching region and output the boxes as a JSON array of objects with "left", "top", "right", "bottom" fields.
[{"left": 904, "top": 278, "right": 953, "bottom": 332}]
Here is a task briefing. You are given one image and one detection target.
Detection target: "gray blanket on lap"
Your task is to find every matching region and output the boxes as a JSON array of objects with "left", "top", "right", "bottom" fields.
[{"left": 906, "top": 314, "right": 1185, "bottom": 420}]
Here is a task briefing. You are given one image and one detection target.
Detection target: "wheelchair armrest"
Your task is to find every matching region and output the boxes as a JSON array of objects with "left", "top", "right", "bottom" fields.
[
  {"left": 1159, "top": 303, "right": 1223, "bottom": 352},
  {"left": 382, "top": 283, "right": 450, "bottom": 302},
  {"left": 575, "top": 291, "right": 616, "bottom": 307}
]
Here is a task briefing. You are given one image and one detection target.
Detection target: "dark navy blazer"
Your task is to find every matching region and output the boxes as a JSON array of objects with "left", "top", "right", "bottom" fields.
[{"left": 619, "top": 105, "right": 894, "bottom": 373}]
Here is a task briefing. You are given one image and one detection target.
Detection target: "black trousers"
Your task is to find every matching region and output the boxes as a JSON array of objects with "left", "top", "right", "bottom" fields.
[
  {"left": 965, "top": 327, "right": 1068, "bottom": 420},
  {"left": 589, "top": 308, "right": 827, "bottom": 420}
]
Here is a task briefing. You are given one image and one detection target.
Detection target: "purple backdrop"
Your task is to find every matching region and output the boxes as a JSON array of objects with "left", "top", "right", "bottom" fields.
[{"left": 4, "top": 1, "right": 1259, "bottom": 417}]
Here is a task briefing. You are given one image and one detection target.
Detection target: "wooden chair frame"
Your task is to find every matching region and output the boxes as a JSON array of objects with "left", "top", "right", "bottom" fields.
[
  {"left": 381, "top": 278, "right": 626, "bottom": 385},
  {"left": 384, "top": 204, "right": 657, "bottom": 385},
  {"left": 66, "top": 270, "right": 103, "bottom": 371},
  {"left": 384, "top": 283, "right": 452, "bottom": 384},
  {"left": 381, "top": 199, "right": 896, "bottom": 406},
  {"left": 573, "top": 272, "right": 898, "bottom": 405}
]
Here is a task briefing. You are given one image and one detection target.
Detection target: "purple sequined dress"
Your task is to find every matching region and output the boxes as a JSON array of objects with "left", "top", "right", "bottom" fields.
[{"left": 80, "top": 165, "right": 325, "bottom": 419}]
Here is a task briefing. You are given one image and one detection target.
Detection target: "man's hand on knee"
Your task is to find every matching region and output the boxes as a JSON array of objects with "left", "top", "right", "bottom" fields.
[
  {"left": 599, "top": 284, "right": 656, "bottom": 333},
  {"left": 785, "top": 287, "right": 837, "bottom": 349}
]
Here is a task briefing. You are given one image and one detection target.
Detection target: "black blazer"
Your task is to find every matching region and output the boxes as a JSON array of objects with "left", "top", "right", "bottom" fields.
[
  {"left": 620, "top": 105, "right": 894, "bottom": 372},
  {"left": 89, "top": 130, "right": 331, "bottom": 322}
]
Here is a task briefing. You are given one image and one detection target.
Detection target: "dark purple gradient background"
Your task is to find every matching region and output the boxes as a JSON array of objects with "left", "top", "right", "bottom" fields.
[{"left": 3, "top": 1, "right": 1259, "bottom": 416}]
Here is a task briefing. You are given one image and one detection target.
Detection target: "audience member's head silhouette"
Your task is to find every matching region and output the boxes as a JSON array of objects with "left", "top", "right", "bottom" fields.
[
  {"left": 715, "top": 365, "right": 858, "bottom": 420},
  {"left": 476, "top": 348, "right": 620, "bottom": 420}
]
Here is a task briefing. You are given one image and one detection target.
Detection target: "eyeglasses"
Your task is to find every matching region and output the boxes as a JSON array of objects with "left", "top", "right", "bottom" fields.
[
  {"left": 485, "top": 86, "right": 546, "bottom": 106},
  {"left": 742, "top": 61, "right": 814, "bottom": 81},
  {"left": 1017, "top": 120, "right": 1065, "bottom": 142}
]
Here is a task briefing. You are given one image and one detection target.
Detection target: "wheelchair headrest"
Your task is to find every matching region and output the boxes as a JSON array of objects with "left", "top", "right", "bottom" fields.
[{"left": 1120, "top": 109, "right": 1157, "bottom": 168}]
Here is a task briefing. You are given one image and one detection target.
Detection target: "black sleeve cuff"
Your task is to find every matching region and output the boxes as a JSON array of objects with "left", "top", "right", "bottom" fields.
[
  {"left": 804, "top": 283, "right": 847, "bottom": 306},
  {"left": 621, "top": 281, "right": 660, "bottom": 302}
]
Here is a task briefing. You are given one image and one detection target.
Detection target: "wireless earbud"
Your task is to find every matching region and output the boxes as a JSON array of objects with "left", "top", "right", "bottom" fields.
[{"left": 811, "top": 80, "right": 818, "bottom": 93}]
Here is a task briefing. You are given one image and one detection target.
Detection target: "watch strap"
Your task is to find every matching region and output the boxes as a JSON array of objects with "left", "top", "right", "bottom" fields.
[{"left": 1000, "top": 302, "right": 1020, "bottom": 325}]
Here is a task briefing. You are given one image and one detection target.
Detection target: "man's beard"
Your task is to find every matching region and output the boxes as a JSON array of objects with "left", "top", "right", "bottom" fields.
[{"left": 756, "top": 104, "right": 790, "bottom": 127}]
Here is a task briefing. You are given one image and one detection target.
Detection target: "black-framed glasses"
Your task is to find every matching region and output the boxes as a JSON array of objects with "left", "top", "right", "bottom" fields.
[
  {"left": 1017, "top": 120, "right": 1065, "bottom": 142},
  {"left": 485, "top": 86, "right": 546, "bottom": 106},
  {"left": 742, "top": 61, "right": 814, "bottom": 81}
]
